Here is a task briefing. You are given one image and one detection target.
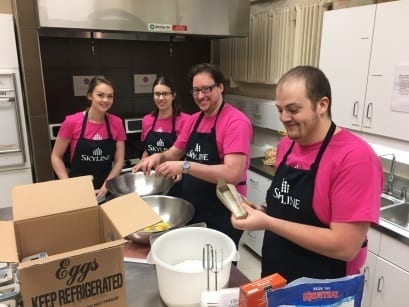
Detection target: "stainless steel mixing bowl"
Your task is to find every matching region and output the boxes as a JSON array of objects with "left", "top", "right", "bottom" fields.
[
  {"left": 106, "top": 172, "right": 174, "bottom": 197},
  {"left": 127, "top": 195, "right": 195, "bottom": 244}
]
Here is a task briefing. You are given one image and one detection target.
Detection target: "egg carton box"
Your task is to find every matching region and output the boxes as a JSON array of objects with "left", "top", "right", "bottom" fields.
[{"left": 0, "top": 175, "right": 161, "bottom": 307}]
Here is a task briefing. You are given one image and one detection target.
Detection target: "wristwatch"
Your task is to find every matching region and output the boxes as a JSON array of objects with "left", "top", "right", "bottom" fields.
[{"left": 182, "top": 160, "right": 190, "bottom": 174}]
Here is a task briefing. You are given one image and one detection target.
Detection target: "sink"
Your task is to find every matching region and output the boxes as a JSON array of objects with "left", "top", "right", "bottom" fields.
[
  {"left": 380, "top": 202, "right": 409, "bottom": 231},
  {"left": 380, "top": 193, "right": 404, "bottom": 208}
]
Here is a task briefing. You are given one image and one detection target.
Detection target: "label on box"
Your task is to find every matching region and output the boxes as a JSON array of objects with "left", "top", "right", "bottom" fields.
[
  {"left": 18, "top": 247, "right": 127, "bottom": 307},
  {"left": 239, "top": 273, "right": 286, "bottom": 307}
]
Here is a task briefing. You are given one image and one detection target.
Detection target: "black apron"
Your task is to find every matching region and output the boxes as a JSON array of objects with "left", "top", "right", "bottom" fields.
[
  {"left": 144, "top": 115, "right": 183, "bottom": 197},
  {"left": 144, "top": 115, "right": 177, "bottom": 155},
  {"left": 182, "top": 102, "right": 243, "bottom": 246},
  {"left": 69, "top": 111, "right": 116, "bottom": 189},
  {"left": 262, "top": 122, "right": 346, "bottom": 282}
]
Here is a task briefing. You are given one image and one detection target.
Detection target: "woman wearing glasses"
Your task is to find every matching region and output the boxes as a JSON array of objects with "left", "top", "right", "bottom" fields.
[
  {"left": 135, "top": 63, "right": 253, "bottom": 246},
  {"left": 138, "top": 75, "right": 190, "bottom": 196}
]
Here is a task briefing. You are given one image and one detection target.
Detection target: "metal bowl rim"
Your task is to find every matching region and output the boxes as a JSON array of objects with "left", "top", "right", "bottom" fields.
[
  {"left": 106, "top": 171, "right": 174, "bottom": 197},
  {"left": 134, "top": 195, "right": 195, "bottom": 235}
]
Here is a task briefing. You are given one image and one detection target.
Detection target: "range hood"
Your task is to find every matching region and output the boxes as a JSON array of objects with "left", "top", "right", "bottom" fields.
[{"left": 36, "top": 0, "right": 249, "bottom": 39}]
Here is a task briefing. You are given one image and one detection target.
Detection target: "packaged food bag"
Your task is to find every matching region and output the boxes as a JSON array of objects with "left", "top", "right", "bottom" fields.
[{"left": 266, "top": 274, "right": 364, "bottom": 307}]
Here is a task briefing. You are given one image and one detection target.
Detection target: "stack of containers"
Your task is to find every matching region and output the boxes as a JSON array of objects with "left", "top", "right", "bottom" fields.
[{"left": 0, "top": 262, "right": 22, "bottom": 307}]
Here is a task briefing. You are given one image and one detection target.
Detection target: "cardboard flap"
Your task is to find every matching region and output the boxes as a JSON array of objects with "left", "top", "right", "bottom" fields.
[
  {"left": 11, "top": 176, "right": 97, "bottom": 221},
  {"left": 101, "top": 193, "right": 161, "bottom": 237},
  {"left": 17, "top": 239, "right": 126, "bottom": 270},
  {"left": 0, "top": 221, "right": 19, "bottom": 262}
]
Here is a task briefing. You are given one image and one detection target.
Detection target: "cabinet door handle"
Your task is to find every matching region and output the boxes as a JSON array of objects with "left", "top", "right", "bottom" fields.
[
  {"left": 363, "top": 266, "right": 370, "bottom": 283},
  {"left": 352, "top": 101, "right": 359, "bottom": 117},
  {"left": 377, "top": 276, "right": 384, "bottom": 293},
  {"left": 366, "top": 102, "right": 373, "bottom": 120},
  {"left": 249, "top": 178, "right": 259, "bottom": 184}
]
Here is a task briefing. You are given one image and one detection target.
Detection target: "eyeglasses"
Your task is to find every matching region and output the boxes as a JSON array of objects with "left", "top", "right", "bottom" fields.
[
  {"left": 154, "top": 91, "right": 173, "bottom": 98},
  {"left": 191, "top": 84, "right": 218, "bottom": 96}
]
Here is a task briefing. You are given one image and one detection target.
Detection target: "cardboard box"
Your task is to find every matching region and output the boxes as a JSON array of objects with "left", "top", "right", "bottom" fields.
[
  {"left": 239, "top": 273, "right": 287, "bottom": 307},
  {"left": 0, "top": 176, "right": 161, "bottom": 307}
]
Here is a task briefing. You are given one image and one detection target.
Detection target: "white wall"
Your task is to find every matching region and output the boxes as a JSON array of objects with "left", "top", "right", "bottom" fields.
[{"left": 223, "top": 0, "right": 409, "bottom": 180}]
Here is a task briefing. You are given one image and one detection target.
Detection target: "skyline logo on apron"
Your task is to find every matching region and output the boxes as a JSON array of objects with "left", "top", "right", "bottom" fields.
[
  {"left": 80, "top": 147, "right": 111, "bottom": 162},
  {"left": 272, "top": 179, "right": 300, "bottom": 209},
  {"left": 186, "top": 142, "right": 209, "bottom": 162},
  {"left": 147, "top": 138, "right": 168, "bottom": 153},
  {"left": 92, "top": 133, "right": 103, "bottom": 140},
  {"left": 156, "top": 138, "right": 164, "bottom": 147}
]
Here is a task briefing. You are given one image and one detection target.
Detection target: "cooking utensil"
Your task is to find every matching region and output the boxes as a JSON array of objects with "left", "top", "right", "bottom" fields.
[
  {"left": 126, "top": 195, "right": 195, "bottom": 244},
  {"left": 148, "top": 227, "right": 239, "bottom": 306},
  {"left": 202, "top": 244, "right": 214, "bottom": 292},
  {"left": 211, "top": 249, "right": 223, "bottom": 291},
  {"left": 106, "top": 171, "right": 174, "bottom": 197},
  {"left": 216, "top": 179, "right": 248, "bottom": 219}
]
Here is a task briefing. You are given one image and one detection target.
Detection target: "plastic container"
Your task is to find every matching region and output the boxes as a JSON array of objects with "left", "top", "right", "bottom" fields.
[{"left": 148, "top": 227, "right": 239, "bottom": 307}]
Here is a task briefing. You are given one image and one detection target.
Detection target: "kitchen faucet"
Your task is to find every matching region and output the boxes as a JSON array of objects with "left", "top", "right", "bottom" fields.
[
  {"left": 401, "top": 187, "right": 407, "bottom": 201},
  {"left": 379, "top": 154, "right": 396, "bottom": 195}
]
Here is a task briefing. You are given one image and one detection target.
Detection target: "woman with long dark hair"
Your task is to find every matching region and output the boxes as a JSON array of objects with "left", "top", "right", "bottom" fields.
[
  {"left": 138, "top": 75, "right": 190, "bottom": 196},
  {"left": 51, "top": 75, "right": 126, "bottom": 201}
]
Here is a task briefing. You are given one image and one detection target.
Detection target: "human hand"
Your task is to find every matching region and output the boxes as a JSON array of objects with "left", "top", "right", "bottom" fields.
[
  {"left": 173, "top": 173, "right": 182, "bottom": 183},
  {"left": 95, "top": 186, "right": 107, "bottom": 203},
  {"left": 156, "top": 161, "right": 183, "bottom": 179},
  {"left": 230, "top": 202, "right": 268, "bottom": 231},
  {"left": 132, "top": 154, "right": 161, "bottom": 173}
]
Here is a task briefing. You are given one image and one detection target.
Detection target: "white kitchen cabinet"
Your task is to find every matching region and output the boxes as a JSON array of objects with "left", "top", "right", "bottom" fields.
[
  {"left": 225, "top": 94, "right": 283, "bottom": 132},
  {"left": 319, "top": 4, "right": 375, "bottom": 131},
  {"left": 250, "top": 100, "right": 272, "bottom": 129},
  {"left": 361, "top": 251, "right": 377, "bottom": 307},
  {"left": 370, "top": 257, "right": 409, "bottom": 307},
  {"left": 250, "top": 100, "right": 283, "bottom": 132},
  {"left": 361, "top": 227, "right": 409, "bottom": 307},
  {"left": 363, "top": 1, "right": 409, "bottom": 140},
  {"left": 261, "top": 101, "right": 283, "bottom": 132},
  {"left": 361, "top": 227, "right": 382, "bottom": 306},
  {"left": 319, "top": 1, "right": 409, "bottom": 142},
  {"left": 366, "top": 227, "right": 381, "bottom": 254},
  {"left": 247, "top": 170, "right": 270, "bottom": 208},
  {"left": 241, "top": 170, "right": 271, "bottom": 256}
]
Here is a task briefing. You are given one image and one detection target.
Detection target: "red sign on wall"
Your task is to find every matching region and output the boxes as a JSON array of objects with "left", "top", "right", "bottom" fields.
[{"left": 172, "top": 24, "right": 188, "bottom": 32}]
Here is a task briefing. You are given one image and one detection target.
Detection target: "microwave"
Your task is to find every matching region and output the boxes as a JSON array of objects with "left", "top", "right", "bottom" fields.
[
  {"left": 124, "top": 118, "right": 143, "bottom": 134},
  {"left": 49, "top": 123, "right": 62, "bottom": 140}
]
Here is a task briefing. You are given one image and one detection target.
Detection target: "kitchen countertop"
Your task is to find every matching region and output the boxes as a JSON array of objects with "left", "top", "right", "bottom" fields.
[
  {"left": 125, "top": 261, "right": 249, "bottom": 306},
  {"left": 0, "top": 207, "right": 250, "bottom": 306},
  {"left": 249, "top": 157, "right": 276, "bottom": 180}
]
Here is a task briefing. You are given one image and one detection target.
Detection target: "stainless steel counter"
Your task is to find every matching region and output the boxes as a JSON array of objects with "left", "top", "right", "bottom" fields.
[
  {"left": 0, "top": 207, "right": 250, "bottom": 306},
  {"left": 125, "top": 262, "right": 249, "bottom": 306},
  {"left": 125, "top": 262, "right": 163, "bottom": 306}
]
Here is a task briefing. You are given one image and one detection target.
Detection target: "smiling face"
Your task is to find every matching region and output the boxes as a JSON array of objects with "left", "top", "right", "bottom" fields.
[
  {"left": 153, "top": 83, "right": 175, "bottom": 114},
  {"left": 192, "top": 72, "right": 224, "bottom": 116},
  {"left": 275, "top": 78, "right": 330, "bottom": 145},
  {"left": 87, "top": 82, "right": 114, "bottom": 113}
]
